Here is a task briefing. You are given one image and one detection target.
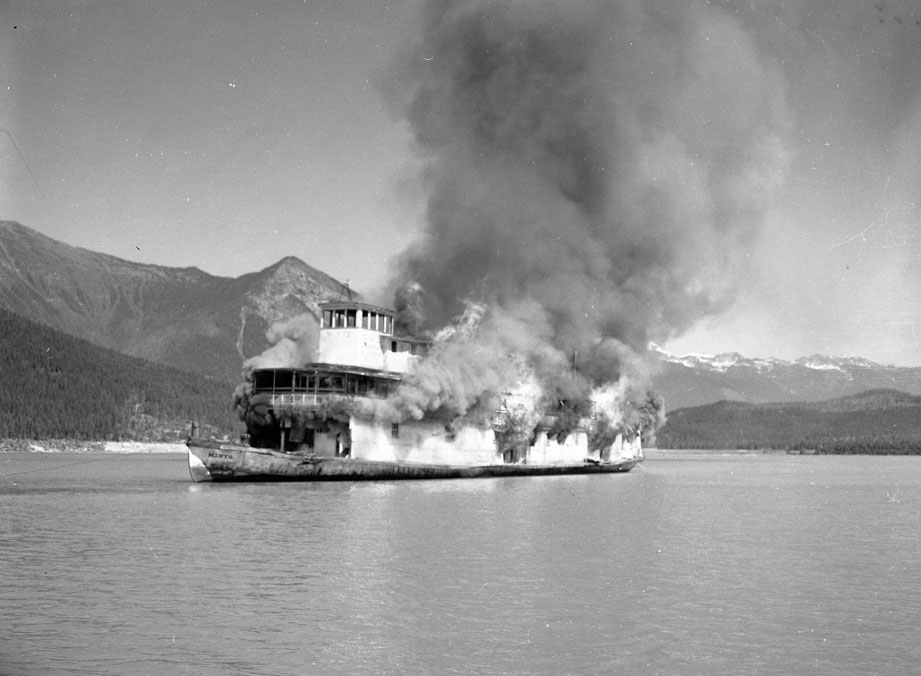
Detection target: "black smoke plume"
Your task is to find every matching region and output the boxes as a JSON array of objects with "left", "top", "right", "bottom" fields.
[{"left": 381, "top": 0, "right": 791, "bottom": 427}]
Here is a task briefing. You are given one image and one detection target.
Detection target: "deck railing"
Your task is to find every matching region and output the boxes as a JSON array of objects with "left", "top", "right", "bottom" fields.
[{"left": 271, "top": 393, "right": 320, "bottom": 407}]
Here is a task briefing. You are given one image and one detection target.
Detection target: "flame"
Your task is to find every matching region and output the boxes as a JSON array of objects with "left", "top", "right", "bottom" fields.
[
  {"left": 237, "top": 0, "right": 789, "bottom": 446},
  {"left": 378, "top": 0, "right": 790, "bottom": 434}
]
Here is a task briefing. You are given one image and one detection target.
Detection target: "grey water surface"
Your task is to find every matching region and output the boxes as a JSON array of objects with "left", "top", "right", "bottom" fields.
[{"left": 2, "top": 451, "right": 919, "bottom": 675}]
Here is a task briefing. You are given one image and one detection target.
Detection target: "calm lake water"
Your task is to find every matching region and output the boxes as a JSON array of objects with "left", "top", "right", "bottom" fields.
[{"left": 2, "top": 451, "right": 920, "bottom": 675}]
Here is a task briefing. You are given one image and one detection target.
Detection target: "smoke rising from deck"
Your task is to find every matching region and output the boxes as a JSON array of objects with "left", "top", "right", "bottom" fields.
[
  {"left": 382, "top": 0, "right": 791, "bottom": 423},
  {"left": 234, "top": 314, "right": 320, "bottom": 420},
  {"left": 241, "top": 313, "right": 319, "bottom": 375}
]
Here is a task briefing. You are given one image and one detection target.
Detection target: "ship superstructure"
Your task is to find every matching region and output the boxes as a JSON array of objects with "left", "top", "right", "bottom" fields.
[{"left": 188, "top": 299, "right": 643, "bottom": 481}]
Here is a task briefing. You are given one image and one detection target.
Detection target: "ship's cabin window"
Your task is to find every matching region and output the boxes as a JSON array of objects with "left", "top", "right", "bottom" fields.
[
  {"left": 362, "top": 311, "right": 381, "bottom": 330},
  {"left": 383, "top": 338, "right": 427, "bottom": 356},
  {"left": 318, "top": 375, "right": 334, "bottom": 393},
  {"left": 253, "top": 368, "right": 394, "bottom": 397},
  {"left": 324, "top": 307, "right": 395, "bottom": 330},
  {"left": 322, "top": 308, "right": 356, "bottom": 328},
  {"left": 274, "top": 370, "right": 293, "bottom": 390},
  {"left": 253, "top": 370, "right": 275, "bottom": 391}
]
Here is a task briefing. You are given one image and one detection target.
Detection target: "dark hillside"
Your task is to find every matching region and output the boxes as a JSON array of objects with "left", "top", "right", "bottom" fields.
[
  {"left": 0, "top": 308, "right": 241, "bottom": 441},
  {"left": 0, "top": 221, "right": 353, "bottom": 382},
  {"left": 658, "top": 389, "right": 921, "bottom": 453}
]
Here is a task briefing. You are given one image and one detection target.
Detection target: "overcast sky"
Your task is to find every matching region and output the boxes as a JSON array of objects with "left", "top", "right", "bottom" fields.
[{"left": 3, "top": 1, "right": 921, "bottom": 365}]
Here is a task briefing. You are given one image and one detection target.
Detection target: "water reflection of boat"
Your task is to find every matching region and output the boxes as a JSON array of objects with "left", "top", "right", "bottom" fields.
[{"left": 187, "top": 299, "right": 642, "bottom": 482}]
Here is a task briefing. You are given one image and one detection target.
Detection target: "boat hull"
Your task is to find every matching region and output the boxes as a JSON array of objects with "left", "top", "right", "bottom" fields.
[{"left": 187, "top": 438, "right": 641, "bottom": 482}]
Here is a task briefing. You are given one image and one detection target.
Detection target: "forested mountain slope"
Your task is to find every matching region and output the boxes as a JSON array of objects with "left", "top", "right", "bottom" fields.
[
  {"left": 0, "top": 308, "right": 240, "bottom": 441},
  {"left": 0, "top": 221, "right": 353, "bottom": 382},
  {"left": 657, "top": 389, "right": 921, "bottom": 453}
]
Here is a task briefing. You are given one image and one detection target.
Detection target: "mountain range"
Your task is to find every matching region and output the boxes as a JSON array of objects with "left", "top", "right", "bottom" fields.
[
  {"left": 656, "top": 388, "right": 921, "bottom": 453},
  {"left": 0, "top": 221, "right": 354, "bottom": 384},
  {"left": 650, "top": 347, "right": 921, "bottom": 410},
  {"left": 0, "top": 307, "right": 240, "bottom": 442},
  {"left": 4, "top": 220, "right": 921, "bottom": 412}
]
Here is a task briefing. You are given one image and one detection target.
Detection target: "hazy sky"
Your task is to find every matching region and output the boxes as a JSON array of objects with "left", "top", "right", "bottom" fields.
[{"left": 2, "top": 1, "right": 921, "bottom": 365}]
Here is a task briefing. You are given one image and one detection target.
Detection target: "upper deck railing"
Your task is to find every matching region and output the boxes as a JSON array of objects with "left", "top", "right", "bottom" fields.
[{"left": 270, "top": 393, "right": 320, "bottom": 407}]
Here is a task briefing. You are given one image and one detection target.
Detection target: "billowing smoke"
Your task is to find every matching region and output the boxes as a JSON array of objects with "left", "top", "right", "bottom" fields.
[
  {"left": 233, "top": 0, "right": 790, "bottom": 450},
  {"left": 242, "top": 313, "right": 319, "bottom": 375},
  {"left": 380, "top": 0, "right": 791, "bottom": 433},
  {"left": 233, "top": 313, "right": 320, "bottom": 420}
]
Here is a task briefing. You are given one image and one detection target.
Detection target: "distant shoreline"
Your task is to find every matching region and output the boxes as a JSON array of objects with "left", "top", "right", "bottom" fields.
[
  {"left": 0, "top": 439, "right": 188, "bottom": 454},
  {"left": 643, "top": 448, "right": 765, "bottom": 458}
]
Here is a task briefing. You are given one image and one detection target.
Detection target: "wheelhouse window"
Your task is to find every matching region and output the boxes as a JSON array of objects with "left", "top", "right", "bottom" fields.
[{"left": 323, "top": 308, "right": 359, "bottom": 328}]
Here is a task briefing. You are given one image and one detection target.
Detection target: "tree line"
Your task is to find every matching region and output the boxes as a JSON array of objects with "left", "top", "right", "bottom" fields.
[
  {"left": 657, "top": 395, "right": 921, "bottom": 454},
  {"left": 0, "top": 309, "right": 241, "bottom": 441}
]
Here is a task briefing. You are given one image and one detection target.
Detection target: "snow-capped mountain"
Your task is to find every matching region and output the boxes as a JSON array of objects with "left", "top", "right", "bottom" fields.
[
  {"left": 650, "top": 345, "right": 921, "bottom": 411},
  {"left": 6, "top": 221, "right": 920, "bottom": 411}
]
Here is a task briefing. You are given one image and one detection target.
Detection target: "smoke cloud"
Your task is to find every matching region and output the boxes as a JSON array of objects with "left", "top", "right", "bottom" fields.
[
  {"left": 233, "top": 313, "right": 321, "bottom": 422},
  {"left": 379, "top": 0, "right": 791, "bottom": 425},
  {"left": 241, "top": 313, "right": 320, "bottom": 376},
  {"left": 237, "top": 0, "right": 790, "bottom": 446}
]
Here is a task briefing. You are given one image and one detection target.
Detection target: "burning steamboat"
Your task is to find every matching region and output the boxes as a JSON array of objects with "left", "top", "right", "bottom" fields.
[{"left": 187, "top": 299, "right": 645, "bottom": 482}]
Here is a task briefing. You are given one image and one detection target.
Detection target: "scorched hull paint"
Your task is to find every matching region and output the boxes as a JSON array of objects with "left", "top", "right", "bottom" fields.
[{"left": 187, "top": 438, "right": 640, "bottom": 482}]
